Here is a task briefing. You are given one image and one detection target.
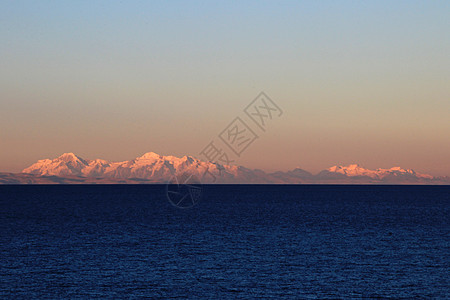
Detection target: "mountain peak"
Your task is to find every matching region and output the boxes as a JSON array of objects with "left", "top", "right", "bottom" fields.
[
  {"left": 59, "top": 152, "right": 77, "bottom": 158},
  {"left": 182, "top": 155, "right": 197, "bottom": 163},
  {"left": 137, "top": 152, "right": 161, "bottom": 160},
  {"left": 20, "top": 152, "right": 443, "bottom": 184},
  {"left": 347, "top": 163, "right": 361, "bottom": 169},
  {"left": 328, "top": 163, "right": 363, "bottom": 170},
  {"left": 57, "top": 153, "right": 84, "bottom": 162}
]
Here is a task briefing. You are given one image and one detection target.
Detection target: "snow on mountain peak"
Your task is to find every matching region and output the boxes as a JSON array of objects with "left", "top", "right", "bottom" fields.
[
  {"left": 22, "top": 153, "right": 88, "bottom": 176},
  {"left": 347, "top": 164, "right": 361, "bottom": 169},
  {"left": 327, "top": 164, "right": 375, "bottom": 177},
  {"left": 324, "top": 163, "right": 435, "bottom": 180},
  {"left": 137, "top": 152, "right": 161, "bottom": 160},
  {"left": 20, "top": 153, "right": 441, "bottom": 184},
  {"left": 181, "top": 155, "right": 197, "bottom": 163},
  {"left": 386, "top": 166, "right": 413, "bottom": 173},
  {"left": 58, "top": 152, "right": 82, "bottom": 161}
]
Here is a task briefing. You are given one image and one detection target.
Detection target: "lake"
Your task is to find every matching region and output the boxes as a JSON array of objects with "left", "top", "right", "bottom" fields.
[{"left": 0, "top": 185, "right": 448, "bottom": 298}]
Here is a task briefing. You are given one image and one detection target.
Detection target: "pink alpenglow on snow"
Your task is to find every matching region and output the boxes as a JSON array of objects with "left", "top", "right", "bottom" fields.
[{"left": 13, "top": 152, "right": 448, "bottom": 185}]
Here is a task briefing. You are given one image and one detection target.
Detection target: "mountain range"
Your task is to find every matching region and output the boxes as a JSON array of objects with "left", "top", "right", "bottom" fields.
[{"left": 0, "top": 152, "right": 448, "bottom": 184}]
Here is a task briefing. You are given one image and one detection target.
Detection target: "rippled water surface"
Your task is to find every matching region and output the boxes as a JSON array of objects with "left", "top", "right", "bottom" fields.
[{"left": 0, "top": 185, "right": 449, "bottom": 298}]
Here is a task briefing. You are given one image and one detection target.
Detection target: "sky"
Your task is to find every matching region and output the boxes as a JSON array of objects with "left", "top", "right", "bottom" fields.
[{"left": 1, "top": 1, "right": 449, "bottom": 176}]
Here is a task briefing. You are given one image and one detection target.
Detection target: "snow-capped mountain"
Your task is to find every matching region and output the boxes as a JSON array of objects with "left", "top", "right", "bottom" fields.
[
  {"left": 316, "top": 164, "right": 436, "bottom": 183},
  {"left": 22, "top": 152, "right": 275, "bottom": 183},
  {"left": 22, "top": 153, "right": 89, "bottom": 176},
  {"left": 13, "top": 152, "right": 448, "bottom": 184}
]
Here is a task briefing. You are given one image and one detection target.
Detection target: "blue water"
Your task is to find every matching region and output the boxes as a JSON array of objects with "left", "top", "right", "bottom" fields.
[{"left": 0, "top": 185, "right": 449, "bottom": 299}]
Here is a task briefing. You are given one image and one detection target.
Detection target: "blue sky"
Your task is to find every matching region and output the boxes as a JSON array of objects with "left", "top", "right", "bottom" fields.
[{"left": 1, "top": 1, "right": 449, "bottom": 175}]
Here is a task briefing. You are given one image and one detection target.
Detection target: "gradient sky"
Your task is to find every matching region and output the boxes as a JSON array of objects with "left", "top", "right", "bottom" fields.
[{"left": 1, "top": 1, "right": 449, "bottom": 176}]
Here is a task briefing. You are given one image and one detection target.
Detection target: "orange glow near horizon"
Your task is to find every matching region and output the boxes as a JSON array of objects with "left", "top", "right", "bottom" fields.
[{"left": 0, "top": 2, "right": 449, "bottom": 176}]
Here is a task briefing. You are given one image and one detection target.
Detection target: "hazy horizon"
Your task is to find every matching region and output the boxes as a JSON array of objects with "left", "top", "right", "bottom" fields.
[
  {"left": 1, "top": 1, "right": 449, "bottom": 176},
  {"left": 11, "top": 150, "right": 449, "bottom": 178}
]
